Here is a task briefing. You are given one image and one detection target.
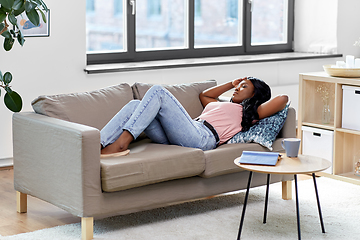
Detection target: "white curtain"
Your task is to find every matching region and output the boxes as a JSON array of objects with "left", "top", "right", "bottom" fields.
[{"left": 294, "top": 0, "right": 338, "bottom": 54}]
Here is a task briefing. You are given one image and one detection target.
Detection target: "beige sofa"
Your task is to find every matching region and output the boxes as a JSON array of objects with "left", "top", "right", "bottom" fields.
[{"left": 13, "top": 80, "right": 295, "bottom": 240}]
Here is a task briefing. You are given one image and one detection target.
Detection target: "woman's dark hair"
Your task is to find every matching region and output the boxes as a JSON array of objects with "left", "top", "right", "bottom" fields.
[{"left": 236, "top": 77, "right": 271, "bottom": 132}]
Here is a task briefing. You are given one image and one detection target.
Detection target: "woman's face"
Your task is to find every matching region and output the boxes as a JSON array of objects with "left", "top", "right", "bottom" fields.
[{"left": 231, "top": 79, "right": 255, "bottom": 104}]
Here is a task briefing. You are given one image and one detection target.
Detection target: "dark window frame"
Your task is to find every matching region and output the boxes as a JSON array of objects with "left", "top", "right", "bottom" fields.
[{"left": 87, "top": 0, "right": 294, "bottom": 65}]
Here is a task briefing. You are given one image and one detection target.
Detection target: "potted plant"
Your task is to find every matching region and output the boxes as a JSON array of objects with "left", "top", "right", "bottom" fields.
[{"left": 0, "top": 0, "right": 48, "bottom": 112}]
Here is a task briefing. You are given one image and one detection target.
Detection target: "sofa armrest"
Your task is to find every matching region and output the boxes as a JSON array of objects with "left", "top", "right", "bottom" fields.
[
  {"left": 13, "top": 112, "right": 101, "bottom": 217},
  {"left": 278, "top": 107, "right": 296, "bottom": 139}
]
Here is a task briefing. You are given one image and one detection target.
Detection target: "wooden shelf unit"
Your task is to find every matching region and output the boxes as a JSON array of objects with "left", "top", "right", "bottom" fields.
[{"left": 298, "top": 72, "right": 360, "bottom": 185}]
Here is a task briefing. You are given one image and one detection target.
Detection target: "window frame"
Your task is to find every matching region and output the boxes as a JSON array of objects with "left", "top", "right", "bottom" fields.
[{"left": 87, "top": 0, "right": 294, "bottom": 65}]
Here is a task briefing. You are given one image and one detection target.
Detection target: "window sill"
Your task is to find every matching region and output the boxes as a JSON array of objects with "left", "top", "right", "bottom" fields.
[{"left": 84, "top": 52, "right": 342, "bottom": 74}]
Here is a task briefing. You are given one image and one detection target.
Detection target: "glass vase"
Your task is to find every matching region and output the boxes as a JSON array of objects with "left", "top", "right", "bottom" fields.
[
  {"left": 322, "top": 104, "right": 331, "bottom": 124},
  {"left": 354, "top": 153, "right": 360, "bottom": 177}
]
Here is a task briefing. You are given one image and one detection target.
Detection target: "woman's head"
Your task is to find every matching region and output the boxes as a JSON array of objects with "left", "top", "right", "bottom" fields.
[
  {"left": 231, "top": 77, "right": 271, "bottom": 104},
  {"left": 231, "top": 77, "right": 271, "bottom": 131}
]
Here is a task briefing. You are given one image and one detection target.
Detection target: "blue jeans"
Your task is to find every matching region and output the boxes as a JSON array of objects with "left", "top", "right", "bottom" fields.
[{"left": 100, "top": 85, "right": 218, "bottom": 151}]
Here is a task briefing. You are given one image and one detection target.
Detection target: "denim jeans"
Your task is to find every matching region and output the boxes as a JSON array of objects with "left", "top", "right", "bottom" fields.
[{"left": 100, "top": 85, "right": 218, "bottom": 151}]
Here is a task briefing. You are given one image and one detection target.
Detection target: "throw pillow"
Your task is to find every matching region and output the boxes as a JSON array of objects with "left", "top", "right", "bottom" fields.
[
  {"left": 31, "top": 83, "right": 133, "bottom": 130},
  {"left": 227, "top": 103, "right": 290, "bottom": 151}
]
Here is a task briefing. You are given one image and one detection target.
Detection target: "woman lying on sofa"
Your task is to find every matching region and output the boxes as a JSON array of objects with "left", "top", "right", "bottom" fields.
[{"left": 100, "top": 77, "right": 288, "bottom": 157}]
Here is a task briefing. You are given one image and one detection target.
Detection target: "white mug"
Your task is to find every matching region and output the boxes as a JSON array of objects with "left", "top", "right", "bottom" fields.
[{"left": 281, "top": 138, "right": 301, "bottom": 158}]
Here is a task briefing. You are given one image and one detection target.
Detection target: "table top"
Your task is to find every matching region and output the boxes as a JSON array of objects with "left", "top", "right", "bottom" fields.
[{"left": 234, "top": 154, "right": 331, "bottom": 175}]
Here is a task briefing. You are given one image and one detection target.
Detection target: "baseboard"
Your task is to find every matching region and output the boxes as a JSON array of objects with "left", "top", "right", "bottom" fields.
[{"left": 0, "top": 158, "right": 13, "bottom": 170}]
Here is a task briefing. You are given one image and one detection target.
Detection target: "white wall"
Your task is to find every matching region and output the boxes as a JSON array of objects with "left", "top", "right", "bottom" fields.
[
  {"left": 0, "top": 0, "right": 356, "bottom": 159},
  {"left": 337, "top": 0, "right": 360, "bottom": 57}
]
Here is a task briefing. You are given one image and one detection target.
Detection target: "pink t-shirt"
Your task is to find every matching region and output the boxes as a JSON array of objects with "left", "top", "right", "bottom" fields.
[{"left": 197, "top": 102, "right": 243, "bottom": 144}]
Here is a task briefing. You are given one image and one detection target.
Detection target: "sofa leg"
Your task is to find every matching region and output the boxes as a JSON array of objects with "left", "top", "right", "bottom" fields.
[
  {"left": 282, "top": 181, "right": 292, "bottom": 200},
  {"left": 81, "top": 217, "right": 94, "bottom": 240},
  {"left": 16, "top": 191, "right": 27, "bottom": 213}
]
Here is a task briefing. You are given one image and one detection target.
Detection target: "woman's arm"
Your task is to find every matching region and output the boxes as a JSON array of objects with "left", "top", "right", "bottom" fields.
[
  {"left": 199, "top": 78, "right": 245, "bottom": 107},
  {"left": 257, "top": 95, "right": 289, "bottom": 119}
]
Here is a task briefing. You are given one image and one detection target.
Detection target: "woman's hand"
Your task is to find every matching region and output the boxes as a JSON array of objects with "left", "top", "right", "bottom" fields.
[
  {"left": 199, "top": 81, "right": 234, "bottom": 107},
  {"left": 232, "top": 77, "right": 246, "bottom": 88}
]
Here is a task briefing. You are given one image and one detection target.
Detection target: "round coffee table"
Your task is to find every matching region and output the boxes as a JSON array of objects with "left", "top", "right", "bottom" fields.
[{"left": 234, "top": 154, "right": 331, "bottom": 240}]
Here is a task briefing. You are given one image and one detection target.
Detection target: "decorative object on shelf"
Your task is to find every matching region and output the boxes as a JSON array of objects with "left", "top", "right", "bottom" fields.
[
  {"left": 316, "top": 83, "right": 333, "bottom": 124},
  {"left": 323, "top": 64, "right": 360, "bottom": 78},
  {"left": 322, "top": 104, "right": 331, "bottom": 124},
  {"left": 354, "top": 152, "right": 360, "bottom": 177},
  {"left": 323, "top": 54, "right": 360, "bottom": 78},
  {"left": 355, "top": 161, "right": 360, "bottom": 177}
]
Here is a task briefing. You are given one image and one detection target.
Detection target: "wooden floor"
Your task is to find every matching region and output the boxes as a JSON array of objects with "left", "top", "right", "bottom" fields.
[
  {"left": 0, "top": 168, "right": 312, "bottom": 237},
  {"left": 0, "top": 168, "right": 80, "bottom": 236}
]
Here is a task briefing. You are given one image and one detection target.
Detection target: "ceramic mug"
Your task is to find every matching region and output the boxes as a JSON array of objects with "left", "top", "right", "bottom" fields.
[{"left": 281, "top": 138, "right": 301, "bottom": 158}]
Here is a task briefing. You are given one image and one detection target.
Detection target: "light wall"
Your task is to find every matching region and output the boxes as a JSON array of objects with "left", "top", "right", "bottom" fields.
[{"left": 0, "top": 0, "right": 358, "bottom": 159}]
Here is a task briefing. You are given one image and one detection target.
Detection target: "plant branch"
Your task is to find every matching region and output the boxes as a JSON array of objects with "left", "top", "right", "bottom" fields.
[{"left": 0, "top": 19, "right": 9, "bottom": 36}]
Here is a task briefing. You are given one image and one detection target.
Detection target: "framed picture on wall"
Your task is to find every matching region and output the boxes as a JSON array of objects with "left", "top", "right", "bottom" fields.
[{"left": 16, "top": 10, "right": 50, "bottom": 37}]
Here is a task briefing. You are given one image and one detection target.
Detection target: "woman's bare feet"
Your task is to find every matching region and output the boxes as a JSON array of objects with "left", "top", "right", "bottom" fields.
[{"left": 101, "top": 130, "right": 134, "bottom": 155}]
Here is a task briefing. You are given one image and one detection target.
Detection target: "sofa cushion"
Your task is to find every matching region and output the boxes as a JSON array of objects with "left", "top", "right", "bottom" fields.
[
  {"left": 199, "top": 138, "right": 285, "bottom": 178},
  {"left": 132, "top": 80, "right": 217, "bottom": 119},
  {"left": 101, "top": 140, "right": 205, "bottom": 192},
  {"left": 227, "top": 103, "right": 290, "bottom": 151},
  {"left": 31, "top": 83, "right": 133, "bottom": 130}
]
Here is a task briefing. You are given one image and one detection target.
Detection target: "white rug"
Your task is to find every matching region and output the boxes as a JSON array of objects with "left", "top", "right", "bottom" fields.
[{"left": 1, "top": 177, "right": 359, "bottom": 240}]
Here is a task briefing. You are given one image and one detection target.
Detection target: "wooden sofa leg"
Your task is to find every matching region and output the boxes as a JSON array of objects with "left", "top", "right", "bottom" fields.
[
  {"left": 282, "top": 181, "right": 292, "bottom": 200},
  {"left": 82, "top": 217, "right": 94, "bottom": 240},
  {"left": 16, "top": 191, "right": 27, "bottom": 213}
]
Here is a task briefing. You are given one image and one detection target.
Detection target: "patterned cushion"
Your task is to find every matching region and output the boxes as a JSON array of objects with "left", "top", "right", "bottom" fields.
[{"left": 227, "top": 103, "right": 290, "bottom": 151}]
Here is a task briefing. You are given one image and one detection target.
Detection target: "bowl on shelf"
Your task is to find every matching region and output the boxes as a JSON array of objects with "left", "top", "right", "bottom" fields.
[{"left": 323, "top": 64, "right": 360, "bottom": 78}]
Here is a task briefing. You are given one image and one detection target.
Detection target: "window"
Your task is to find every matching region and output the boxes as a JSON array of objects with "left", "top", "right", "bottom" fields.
[
  {"left": 195, "top": 0, "right": 240, "bottom": 48},
  {"left": 114, "top": 0, "right": 123, "bottom": 16},
  {"left": 147, "top": 0, "right": 161, "bottom": 18},
  {"left": 194, "top": 0, "right": 201, "bottom": 18},
  {"left": 87, "top": 0, "right": 294, "bottom": 65},
  {"left": 86, "top": 0, "right": 125, "bottom": 52},
  {"left": 86, "top": 0, "right": 95, "bottom": 12},
  {"left": 227, "top": 0, "right": 238, "bottom": 20}
]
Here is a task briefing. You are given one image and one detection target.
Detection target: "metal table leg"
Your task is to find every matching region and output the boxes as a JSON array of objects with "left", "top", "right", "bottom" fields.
[
  {"left": 294, "top": 174, "right": 301, "bottom": 240},
  {"left": 237, "top": 171, "right": 253, "bottom": 240},
  {"left": 312, "top": 173, "right": 326, "bottom": 233},
  {"left": 263, "top": 174, "right": 271, "bottom": 224}
]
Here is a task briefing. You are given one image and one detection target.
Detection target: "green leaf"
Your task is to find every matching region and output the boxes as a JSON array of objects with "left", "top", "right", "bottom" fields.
[
  {"left": 34, "top": 0, "right": 47, "bottom": 11},
  {"left": 39, "top": 9, "right": 46, "bottom": 23},
  {"left": 3, "top": 36, "right": 14, "bottom": 51},
  {"left": 13, "top": 4, "right": 25, "bottom": 16},
  {"left": 24, "top": 1, "right": 36, "bottom": 12},
  {"left": 25, "top": 8, "right": 39, "bottom": 26},
  {"left": 0, "top": 22, "right": 7, "bottom": 36},
  {"left": 0, "top": 0, "right": 15, "bottom": 10},
  {"left": 0, "top": 88, "right": 1, "bottom": 97},
  {"left": 17, "top": 31, "right": 24, "bottom": 45},
  {"left": 10, "top": 29, "right": 15, "bottom": 37},
  {"left": 0, "top": 9, "right": 6, "bottom": 23},
  {"left": 3, "top": 72, "right": 12, "bottom": 84},
  {"left": 4, "top": 85, "right": 11, "bottom": 92},
  {"left": 4, "top": 91, "right": 22, "bottom": 112},
  {"left": 1, "top": 29, "right": 11, "bottom": 38},
  {"left": 8, "top": 12, "right": 17, "bottom": 25},
  {"left": 13, "top": 0, "right": 23, "bottom": 10},
  {"left": 0, "top": 70, "right": 3, "bottom": 82}
]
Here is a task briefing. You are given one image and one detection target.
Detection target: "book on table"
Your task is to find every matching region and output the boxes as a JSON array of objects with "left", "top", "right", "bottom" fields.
[{"left": 238, "top": 151, "right": 281, "bottom": 166}]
